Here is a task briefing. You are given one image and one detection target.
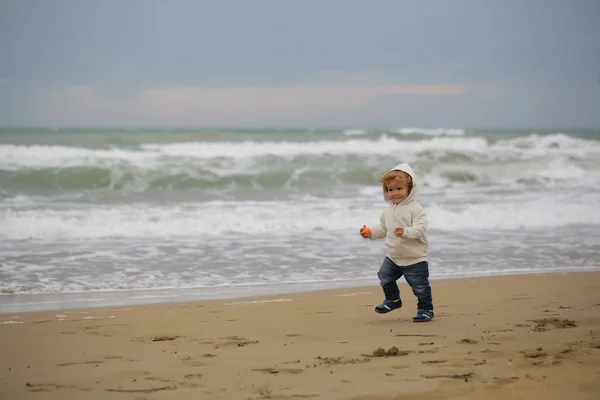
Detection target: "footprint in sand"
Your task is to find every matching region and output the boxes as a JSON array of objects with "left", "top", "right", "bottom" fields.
[
  {"left": 152, "top": 335, "right": 181, "bottom": 342},
  {"left": 447, "top": 358, "right": 487, "bottom": 368},
  {"left": 215, "top": 336, "right": 259, "bottom": 348},
  {"left": 552, "top": 347, "right": 576, "bottom": 364},
  {"left": 252, "top": 367, "right": 304, "bottom": 374},
  {"left": 183, "top": 360, "right": 207, "bottom": 367},
  {"left": 105, "top": 386, "right": 176, "bottom": 394},
  {"left": 542, "top": 310, "right": 561, "bottom": 316},
  {"left": 180, "top": 382, "right": 204, "bottom": 389},
  {"left": 118, "top": 371, "right": 151, "bottom": 378},
  {"left": 492, "top": 334, "right": 517, "bottom": 342},
  {"left": 302, "top": 311, "right": 333, "bottom": 315},
  {"left": 316, "top": 355, "right": 371, "bottom": 364},
  {"left": 521, "top": 349, "right": 548, "bottom": 365},
  {"left": 530, "top": 318, "right": 576, "bottom": 332},
  {"left": 144, "top": 376, "right": 177, "bottom": 384},
  {"left": 57, "top": 361, "right": 104, "bottom": 367},
  {"left": 480, "top": 349, "right": 504, "bottom": 358},
  {"left": 493, "top": 376, "right": 520, "bottom": 385},
  {"left": 26, "top": 383, "right": 89, "bottom": 392},
  {"left": 422, "top": 372, "right": 473, "bottom": 382},
  {"left": 396, "top": 333, "right": 445, "bottom": 338},
  {"left": 190, "top": 338, "right": 214, "bottom": 345}
]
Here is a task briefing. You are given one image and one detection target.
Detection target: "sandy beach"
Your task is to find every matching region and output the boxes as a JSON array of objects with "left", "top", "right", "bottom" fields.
[{"left": 1, "top": 272, "right": 599, "bottom": 400}]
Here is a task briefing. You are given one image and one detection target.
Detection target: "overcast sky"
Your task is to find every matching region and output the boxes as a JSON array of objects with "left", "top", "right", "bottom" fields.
[{"left": 1, "top": 0, "right": 599, "bottom": 129}]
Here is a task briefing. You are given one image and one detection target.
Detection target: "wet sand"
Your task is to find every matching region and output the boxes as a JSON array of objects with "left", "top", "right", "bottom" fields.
[{"left": 1, "top": 272, "right": 599, "bottom": 399}]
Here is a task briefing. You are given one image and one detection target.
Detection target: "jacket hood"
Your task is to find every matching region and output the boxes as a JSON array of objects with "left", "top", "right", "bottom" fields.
[{"left": 382, "top": 163, "right": 419, "bottom": 205}]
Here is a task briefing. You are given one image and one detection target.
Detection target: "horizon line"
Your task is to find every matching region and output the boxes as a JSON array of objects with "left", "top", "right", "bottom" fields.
[{"left": 1, "top": 125, "right": 599, "bottom": 132}]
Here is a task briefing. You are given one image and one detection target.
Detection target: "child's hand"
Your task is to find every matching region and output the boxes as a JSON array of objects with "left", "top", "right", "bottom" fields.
[
  {"left": 394, "top": 227, "right": 404, "bottom": 237},
  {"left": 360, "top": 225, "right": 371, "bottom": 238}
]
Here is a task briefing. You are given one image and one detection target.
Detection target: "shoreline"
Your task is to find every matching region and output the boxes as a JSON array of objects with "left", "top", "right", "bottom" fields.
[
  {"left": 3, "top": 268, "right": 600, "bottom": 315},
  {"left": 1, "top": 271, "right": 599, "bottom": 399}
]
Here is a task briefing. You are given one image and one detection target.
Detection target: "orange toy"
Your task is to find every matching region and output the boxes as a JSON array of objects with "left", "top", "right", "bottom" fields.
[{"left": 362, "top": 225, "right": 371, "bottom": 235}]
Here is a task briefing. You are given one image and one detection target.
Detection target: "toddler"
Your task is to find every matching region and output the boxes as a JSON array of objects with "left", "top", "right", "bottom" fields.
[{"left": 360, "top": 163, "right": 434, "bottom": 322}]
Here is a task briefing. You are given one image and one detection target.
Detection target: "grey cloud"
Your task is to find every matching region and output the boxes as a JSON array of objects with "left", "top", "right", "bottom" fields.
[{"left": 0, "top": 0, "right": 599, "bottom": 127}]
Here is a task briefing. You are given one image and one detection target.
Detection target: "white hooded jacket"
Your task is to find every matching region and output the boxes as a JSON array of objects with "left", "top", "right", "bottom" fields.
[{"left": 369, "top": 163, "right": 428, "bottom": 266}]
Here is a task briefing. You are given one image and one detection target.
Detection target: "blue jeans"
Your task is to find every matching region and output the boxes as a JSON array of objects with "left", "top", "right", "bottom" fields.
[{"left": 377, "top": 257, "right": 434, "bottom": 311}]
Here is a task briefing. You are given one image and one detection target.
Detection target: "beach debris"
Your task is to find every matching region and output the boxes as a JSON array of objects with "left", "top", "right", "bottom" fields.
[
  {"left": 459, "top": 338, "right": 478, "bottom": 344},
  {"left": 531, "top": 318, "right": 576, "bottom": 332},
  {"left": 365, "top": 346, "right": 411, "bottom": 358}
]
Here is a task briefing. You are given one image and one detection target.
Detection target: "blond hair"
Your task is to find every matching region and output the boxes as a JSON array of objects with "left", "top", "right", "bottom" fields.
[{"left": 379, "top": 170, "right": 413, "bottom": 193}]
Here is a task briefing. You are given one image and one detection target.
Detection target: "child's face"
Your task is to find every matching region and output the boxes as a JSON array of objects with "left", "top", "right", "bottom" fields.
[{"left": 386, "top": 178, "right": 410, "bottom": 204}]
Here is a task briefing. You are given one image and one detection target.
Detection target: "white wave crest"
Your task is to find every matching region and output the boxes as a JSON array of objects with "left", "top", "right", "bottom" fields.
[
  {"left": 0, "top": 144, "right": 160, "bottom": 170},
  {"left": 1, "top": 133, "right": 598, "bottom": 173},
  {"left": 421, "top": 157, "right": 593, "bottom": 188},
  {"left": 428, "top": 199, "right": 600, "bottom": 230},
  {"left": 2, "top": 196, "right": 599, "bottom": 241}
]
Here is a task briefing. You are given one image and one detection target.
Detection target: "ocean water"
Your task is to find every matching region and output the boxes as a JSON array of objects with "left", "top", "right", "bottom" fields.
[{"left": 1, "top": 127, "right": 599, "bottom": 313}]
